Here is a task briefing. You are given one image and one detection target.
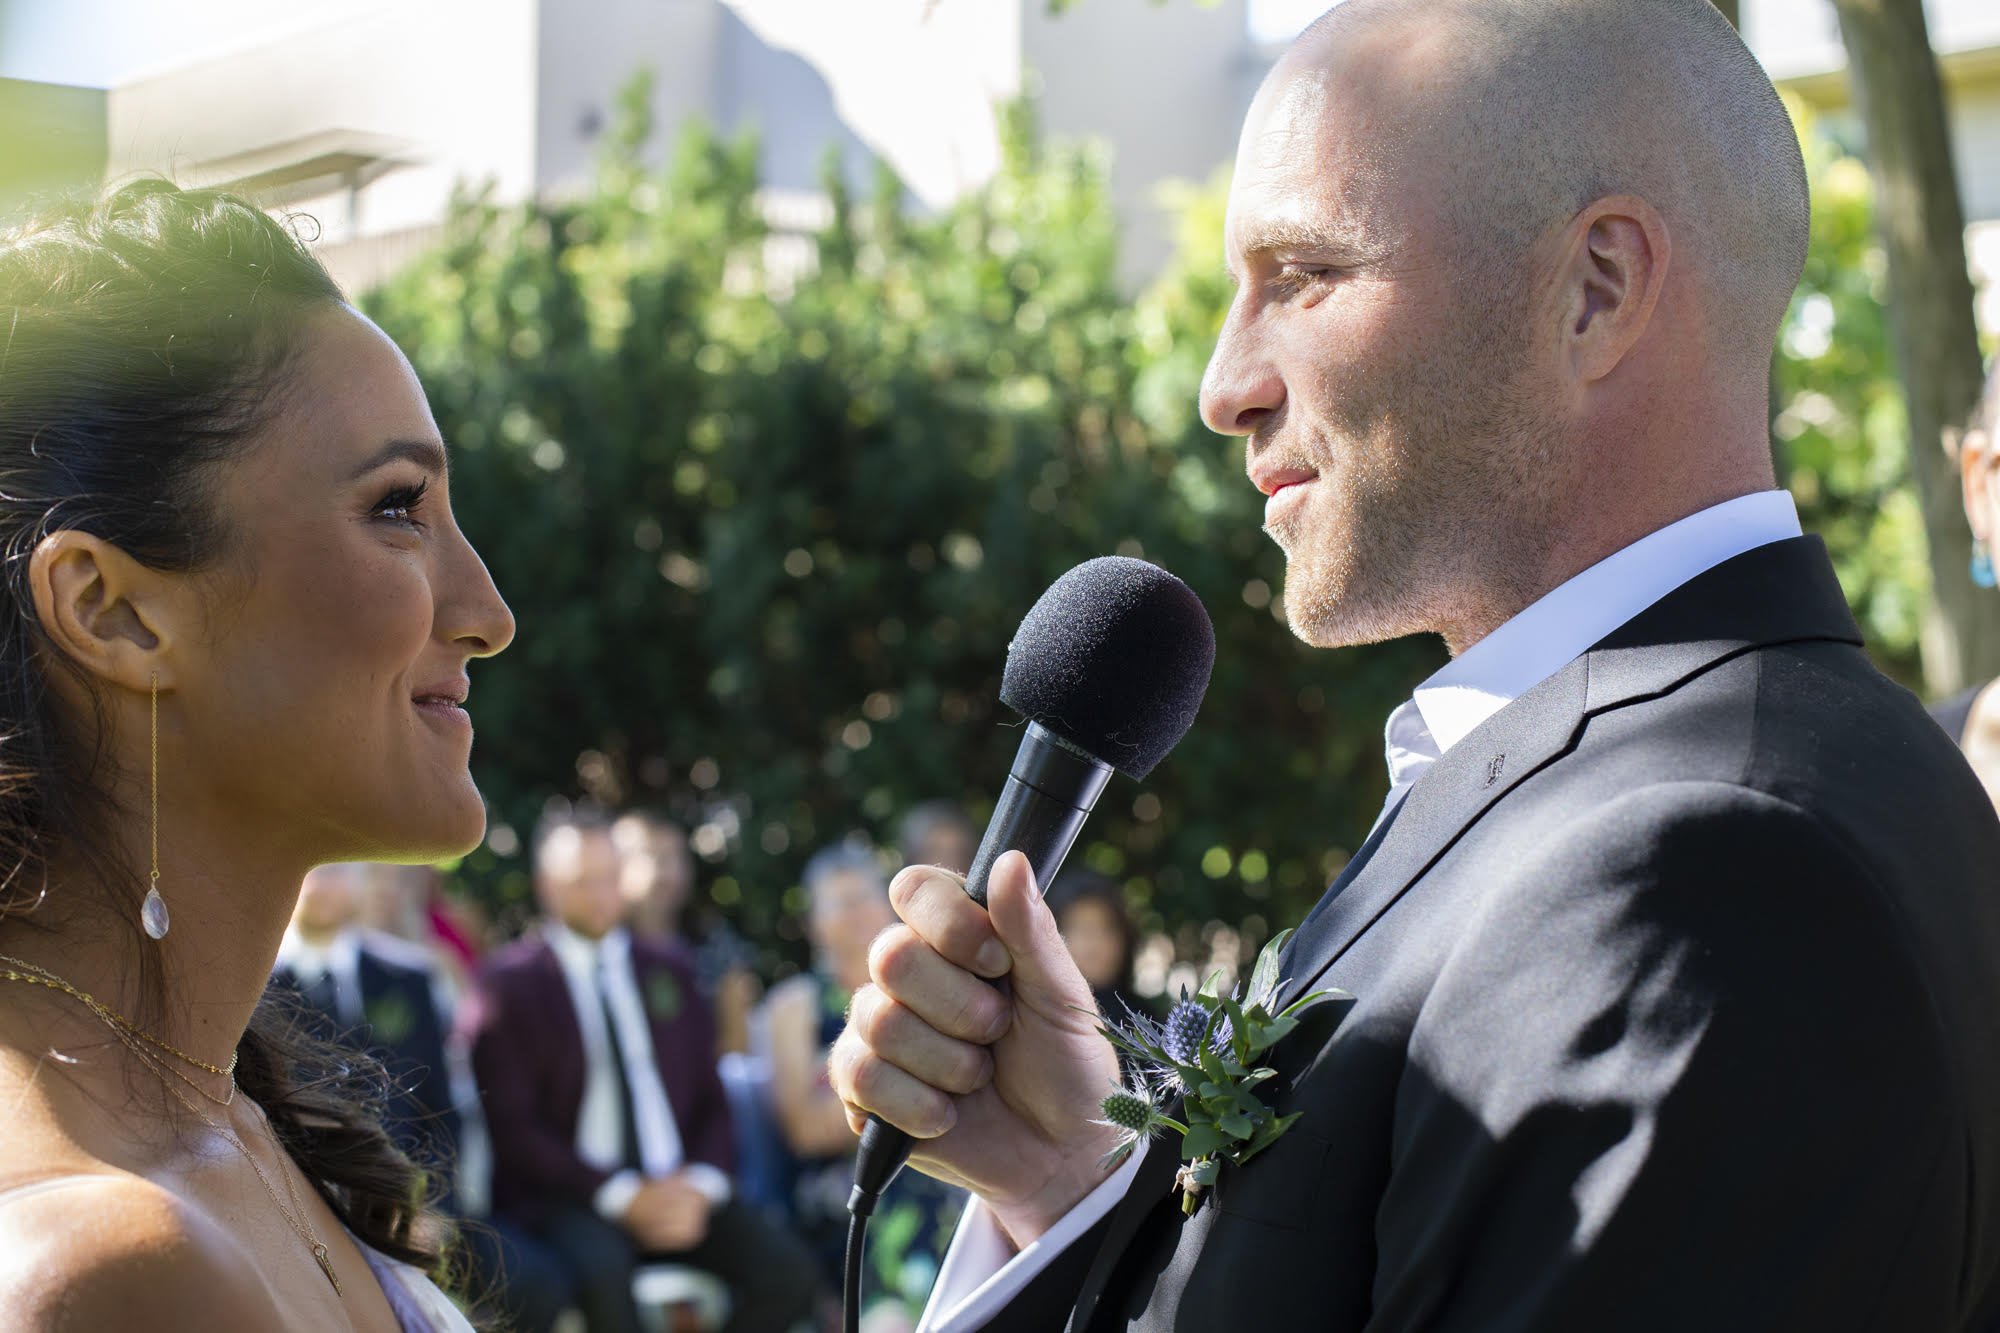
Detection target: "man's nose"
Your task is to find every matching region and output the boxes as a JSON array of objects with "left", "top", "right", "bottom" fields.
[{"left": 1200, "top": 313, "right": 1284, "bottom": 437}]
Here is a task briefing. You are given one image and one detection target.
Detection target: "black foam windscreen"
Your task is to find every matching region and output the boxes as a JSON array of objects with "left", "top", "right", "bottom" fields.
[{"left": 1000, "top": 556, "right": 1215, "bottom": 779}]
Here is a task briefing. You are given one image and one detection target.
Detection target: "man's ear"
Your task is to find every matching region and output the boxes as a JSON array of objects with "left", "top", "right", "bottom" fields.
[
  {"left": 1557, "top": 194, "right": 1671, "bottom": 385},
  {"left": 28, "top": 531, "right": 183, "bottom": 693}
]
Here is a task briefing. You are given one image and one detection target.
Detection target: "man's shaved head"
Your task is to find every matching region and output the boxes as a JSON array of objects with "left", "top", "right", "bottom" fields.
[
  {"left": 1298, "top": 0, "right": 1809, "bottom": 369},
  {"left": 1205, "top": 0, "right": 1807, "bottom": 653}
]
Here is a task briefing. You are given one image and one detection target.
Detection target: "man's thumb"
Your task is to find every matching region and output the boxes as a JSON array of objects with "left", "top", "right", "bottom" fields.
[{"left": 985, "top": 849, "right": 1086, "bottom": 996}]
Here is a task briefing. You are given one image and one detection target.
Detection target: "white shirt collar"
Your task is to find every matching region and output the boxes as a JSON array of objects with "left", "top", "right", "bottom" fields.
[
  {"left": 545, "top": 920, "right": 630, "bottom": 974},
  {"left": 277, "top": 926, "right": 358, "bottom": 980},
  {"left": 1383, "top": 490, "right": 1803, "bottom": 797}
]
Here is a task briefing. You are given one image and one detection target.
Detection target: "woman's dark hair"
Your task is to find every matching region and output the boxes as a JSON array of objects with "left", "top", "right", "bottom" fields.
[
  {"left": 0, "top": 180, "right": 444, "bottom": 1271},
  {"left": 1044, "top": 866, "right": 1139, "bottom": 996}
]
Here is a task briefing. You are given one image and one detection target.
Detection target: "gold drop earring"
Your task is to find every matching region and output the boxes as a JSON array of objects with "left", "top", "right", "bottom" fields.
[{"left": 140, "top": 672, "right": 169, "bottom": 941}]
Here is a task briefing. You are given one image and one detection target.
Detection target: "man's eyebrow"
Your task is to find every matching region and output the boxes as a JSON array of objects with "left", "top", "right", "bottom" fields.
[
  {"left": 1237, "top": 219, "right": 1368, "bottom": 260},
  {"left": 350, "top": 438, "right": 450, "bottom": 481}
]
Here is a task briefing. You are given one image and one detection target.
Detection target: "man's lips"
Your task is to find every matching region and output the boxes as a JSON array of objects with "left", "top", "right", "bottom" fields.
[{"left": 1251, "top": 467, "right": 1317, "bottom": 497}]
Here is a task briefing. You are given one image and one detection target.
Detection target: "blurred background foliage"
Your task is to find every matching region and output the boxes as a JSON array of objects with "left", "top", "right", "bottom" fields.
[{"left": 365, "top": 75, "right": 1932, "bottom": 980}]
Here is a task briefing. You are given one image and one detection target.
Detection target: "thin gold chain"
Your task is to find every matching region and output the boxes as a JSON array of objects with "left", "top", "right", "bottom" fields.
[
  {"left": 148, "top": 1046, "right": 343, "bottom": 1296},
  {"left": 149, "top": 672, "right": 160, "bottom": 902},
  {"left": 0, "top": 955, "right": 338, "bottom": 1295},
  {"left": 0, "top": 954, "right": 237, "bottom": 1080}
]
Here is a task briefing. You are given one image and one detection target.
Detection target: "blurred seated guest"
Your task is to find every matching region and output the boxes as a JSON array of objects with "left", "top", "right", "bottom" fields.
[
  {"left": 894, "top": 800, "right": 977, "bottom": 876},
  {"left": 276, "top": 863, "right": 572, "bottom": 1333},
  {"left": 612, "top": 809, "right": 761, "bottom": 1055},
  {"left": 763, "top": 845, "right": 963, "bottom": 1324},
  {"left": 473, "top": 810, "right": 816, "bottom": 1333},
  {"left": 1939, "top": 361, "right": 2000, "bottom": 793},
  {"left": 1044, "top": 866, "right": 1151, "bottom": 1023},
  {"left": 352, "top": 861, "right": 478, "bottom": 1002},
  {"left": 276, "top": 862, "right": 463, "bottom": 1176}
]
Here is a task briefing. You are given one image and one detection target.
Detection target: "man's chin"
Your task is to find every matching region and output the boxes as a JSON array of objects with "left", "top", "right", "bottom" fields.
[{"left": 1282, "top": 572, "right": 1417, "bottom": 650}]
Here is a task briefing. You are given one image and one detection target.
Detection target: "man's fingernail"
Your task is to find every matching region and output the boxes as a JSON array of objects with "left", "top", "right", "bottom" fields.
[{"left": 976, "top": 940, "right": 1009, "bottom": 975}]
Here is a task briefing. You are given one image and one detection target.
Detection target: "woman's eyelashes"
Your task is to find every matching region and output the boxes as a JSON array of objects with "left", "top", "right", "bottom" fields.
[{"left": 369, "top": 477, "right": 431, "bottom": 528}]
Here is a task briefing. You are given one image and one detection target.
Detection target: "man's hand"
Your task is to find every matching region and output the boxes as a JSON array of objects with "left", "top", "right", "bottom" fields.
[
  {"left": 829, "top": 850, "right": 1124, "bottom": 1248},
  {"left": 619, "top": 1173, "right": 714, "bottom": 1253}
]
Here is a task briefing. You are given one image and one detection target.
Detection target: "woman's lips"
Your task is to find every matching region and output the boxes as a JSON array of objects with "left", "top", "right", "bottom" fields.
[{"left": 414, "top": 696, "right": 471, "bottom": 731}]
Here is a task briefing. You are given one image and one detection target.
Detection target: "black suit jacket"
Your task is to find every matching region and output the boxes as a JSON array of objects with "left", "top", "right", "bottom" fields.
[
  {"left": 984, "top": 536, "right": 2000, "bottom": 1332},
  {"left": 271, "top": 936, "right": 461, "bottom": 1181}
]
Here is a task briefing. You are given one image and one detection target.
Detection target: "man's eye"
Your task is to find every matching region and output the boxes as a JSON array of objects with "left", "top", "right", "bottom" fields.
[{"left": 1275, "top": 265, "right": 1337, "bottom": 294}]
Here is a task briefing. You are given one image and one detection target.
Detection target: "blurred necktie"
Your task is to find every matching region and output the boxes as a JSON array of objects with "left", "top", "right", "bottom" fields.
[{"left": 594, "top": 954, "right": 645, "bottom": 1172}]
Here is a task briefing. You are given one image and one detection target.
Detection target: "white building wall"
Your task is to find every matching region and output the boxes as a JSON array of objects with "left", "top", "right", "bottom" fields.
[
  {"left": 533, "top": 0, "right": 726, "bottom": 200},
  {"left": 1023, "top": 0, "right": 1252, "bottom": 278},
  {"left": 105, "top": 0, "right": 540, "bottom": 261}
]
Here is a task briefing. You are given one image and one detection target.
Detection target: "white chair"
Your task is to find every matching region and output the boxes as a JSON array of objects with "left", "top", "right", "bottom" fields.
[{"left": 632, "top": 1263, "right": 730, "bottom": 1333}]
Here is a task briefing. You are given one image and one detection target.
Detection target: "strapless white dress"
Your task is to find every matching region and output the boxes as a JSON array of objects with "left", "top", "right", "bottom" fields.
[{"left": 0, "top": 1174, "right": 473, "bottom": 1332}]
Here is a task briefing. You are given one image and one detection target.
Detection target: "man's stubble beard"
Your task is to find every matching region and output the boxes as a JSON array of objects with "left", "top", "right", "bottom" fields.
[{"left": 1277, "top": 295, "right": 1564, "bottom": 654}]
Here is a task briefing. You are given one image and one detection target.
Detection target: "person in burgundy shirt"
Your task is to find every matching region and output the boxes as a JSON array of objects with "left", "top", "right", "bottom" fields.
[{"left": 470, "top": 810, "right": 815, "bottom": 1333}]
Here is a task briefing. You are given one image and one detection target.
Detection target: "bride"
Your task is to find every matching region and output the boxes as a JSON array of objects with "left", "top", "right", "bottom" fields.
[{"left": 0, "top": 180, "right": 515, "bottom": 1330}]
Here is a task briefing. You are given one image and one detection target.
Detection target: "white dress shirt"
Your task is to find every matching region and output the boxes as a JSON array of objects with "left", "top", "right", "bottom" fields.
[
  {"left": 543, "top": 923, "right": 732, "bottom": 1220},
  {"left": 916, "top": 490, "right": 1805, "bottom": 1333},
  {"left": 275, "top": 928, "right": 367, "bottom": 1028}
]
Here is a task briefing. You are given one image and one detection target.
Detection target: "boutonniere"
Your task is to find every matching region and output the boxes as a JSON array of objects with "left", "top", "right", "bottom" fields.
[
  {"left": 1090, "top": 929, "right": 1346, "bottom": 1214},
  {"left": 363, "top": 991, "right": 416, "bottom": 1046},
  {"left": 645, "top": 970, "right": 683, "bottom": 1022}
]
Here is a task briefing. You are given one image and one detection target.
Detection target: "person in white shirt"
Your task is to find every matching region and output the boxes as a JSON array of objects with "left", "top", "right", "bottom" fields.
[
  {"left": 470, "top": 812, "right": 817, "bottom": 1333},
  {"left": 824, "top": 2, "right": 2000, "bottom": 1331}
]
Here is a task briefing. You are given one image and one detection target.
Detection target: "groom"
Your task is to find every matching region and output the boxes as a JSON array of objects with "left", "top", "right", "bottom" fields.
[{"left": 830, "top": 1, "right": 2000, "bottom": 1329}]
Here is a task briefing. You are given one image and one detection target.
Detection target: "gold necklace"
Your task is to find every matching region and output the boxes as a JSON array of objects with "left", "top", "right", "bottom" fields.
[
  {"left": 149, "top": 1055, "right": 343, "bottom": 1296},
  {"left": 0, "top": 955, "right": 340, "bottom": 1295},
  {"left": 0, "top": 953, "right": 238, "bottom": 1082}
]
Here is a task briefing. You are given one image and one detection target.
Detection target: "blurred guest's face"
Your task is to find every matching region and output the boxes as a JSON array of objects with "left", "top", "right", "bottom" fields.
[
  {"left": 615, "top": 819, "right": 693, "bottom": 926},
  {"left": 1962, "top": 411, "right": 2000, "bottom": 570},
  {"left": 538, "top": 826, "right": 628, "bottom": 940},
  {"left": 912, "top": 826, "right": 977, "bottom": 877},
  {"left": 175, "top": 305, "right": 515, "bottom": 862},
  {"left": 294, "top": 863, "right": 365, "bottom": 936},
  {"left": 1201, "top": 36, "right": 1554, "bottom": 652},
  {"left": 809, "top": 868, "right": 896, "bottom": 991},
  {"left": 1057, "top": 898, "right": 1126, "bottom": 991}
]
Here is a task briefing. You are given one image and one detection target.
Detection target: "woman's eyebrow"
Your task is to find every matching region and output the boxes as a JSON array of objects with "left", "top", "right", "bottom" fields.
[{"left": 349, "top": 438, "right": 450, "bottom": 481}]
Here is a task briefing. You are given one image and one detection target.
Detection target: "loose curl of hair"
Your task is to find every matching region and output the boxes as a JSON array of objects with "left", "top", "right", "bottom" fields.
[{"left": 0, "top": 179, "right": 446, "bottom": 1272}]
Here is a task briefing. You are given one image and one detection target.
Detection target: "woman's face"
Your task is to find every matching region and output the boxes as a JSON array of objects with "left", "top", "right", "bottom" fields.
[
  {"left": 173, "top": 304, "right": 514, "bottom": 863},
  {"left": 1057, "top": 897, "right": 1126, "bottom": 991}
]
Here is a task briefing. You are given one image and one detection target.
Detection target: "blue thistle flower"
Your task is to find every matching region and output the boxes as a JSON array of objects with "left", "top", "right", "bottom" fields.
[{"left": 1161, "top": 998, "right": 1211, "bottom": 1065}]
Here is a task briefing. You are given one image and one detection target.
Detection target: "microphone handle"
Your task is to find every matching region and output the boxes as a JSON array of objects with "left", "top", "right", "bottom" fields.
[{"left": 851, "top": 722, "right": 1113, "bottom": 1213}]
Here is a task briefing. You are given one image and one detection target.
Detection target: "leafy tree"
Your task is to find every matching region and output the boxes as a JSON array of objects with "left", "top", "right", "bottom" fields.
[
  {"left": 366, "top": 82, "right": 1430, "bottom": 973},
  {"left": 1772, "top": 98, "right": 1931, "bottom": 686}
]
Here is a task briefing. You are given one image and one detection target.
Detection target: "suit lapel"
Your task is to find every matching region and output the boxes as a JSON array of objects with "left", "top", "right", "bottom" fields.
[
  {"left": 1066, "top": 1138, "right": 1182, "bottom": 1333},
  {"left": 1273, "top": 534, "right": 1861, "bottom": 1010},
  {"left": 1274, "top": 656, "right": 1591, "bottom": 1010}
]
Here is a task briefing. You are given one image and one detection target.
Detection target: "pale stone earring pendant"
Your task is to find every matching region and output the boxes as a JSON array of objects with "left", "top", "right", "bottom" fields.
[
  {"left": 141, "top": 881, "right": 170, "bottom": 940},
  {"left": 143, "top": 673, "right": 168, "bottom": 940}
]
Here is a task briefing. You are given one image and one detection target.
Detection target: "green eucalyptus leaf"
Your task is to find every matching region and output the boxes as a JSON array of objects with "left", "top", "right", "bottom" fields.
[
  {"left": 1182, "top": 1124, "right": 1226, "bottom": 1159},
  {"left": 1187, "top": 1157, "right": 1221, "bottom": 1187},
  {"left": 1247, "top": 929, "right": 1292, "bottom": 1005},
  {"left": 1218, "top": 1109, "right": 1255, "bottom": 1139}
]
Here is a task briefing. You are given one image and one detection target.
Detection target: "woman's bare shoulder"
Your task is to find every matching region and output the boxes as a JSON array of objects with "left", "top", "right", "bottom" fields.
[{"left": 0, "top": 1173, "right": 281, "bottom": 1331}]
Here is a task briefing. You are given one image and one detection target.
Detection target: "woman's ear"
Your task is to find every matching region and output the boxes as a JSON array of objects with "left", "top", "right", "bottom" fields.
[
  {"left": 1557, "top": 194, "right": 1672, "bottom": 386},
  {"left": 28, "top": 532, "right": 183, "bottom": 692}
]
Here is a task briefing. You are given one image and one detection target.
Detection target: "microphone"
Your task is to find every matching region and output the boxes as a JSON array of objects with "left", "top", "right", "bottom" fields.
[{"left": 846, "top": 555, "right": 1216, "bottom": 1226}]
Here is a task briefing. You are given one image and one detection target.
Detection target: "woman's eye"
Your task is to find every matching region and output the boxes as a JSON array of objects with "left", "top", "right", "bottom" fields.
[{"left": 371, "top": 479, "right": 430, "bottom": 526}]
